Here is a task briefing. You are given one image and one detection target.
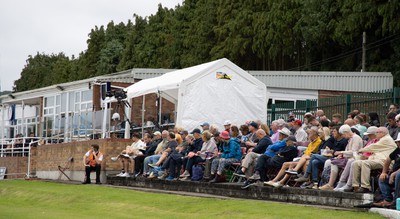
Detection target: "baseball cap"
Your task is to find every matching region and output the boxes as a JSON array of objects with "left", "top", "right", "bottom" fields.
[
  {"left": 191, "top": 128, "right": 201, "bottom": 134},
  {"left": 153, "top": 131, "right": 161, "bottom": 136},
  {"left": 287, "top": 135, "right": 297, "bottom": 142},
  {"left": 224, "top": 120, "right": 231, "bottom": 126},
  {"left": 293, "top": 119, "right": 302, "bottom": 126},
  {"left": 249, "top": 121, "right": 258, "bottom": 129},
  {"left": 200, "top": 122, "right": 210, "bottom": 127}
]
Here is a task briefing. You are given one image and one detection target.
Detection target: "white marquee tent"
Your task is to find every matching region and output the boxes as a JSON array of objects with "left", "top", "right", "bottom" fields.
[{"left": 125, "top": 58, "right": 267, "bottom": 132}]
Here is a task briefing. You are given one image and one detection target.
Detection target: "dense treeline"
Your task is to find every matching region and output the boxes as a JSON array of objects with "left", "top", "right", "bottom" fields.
[{"left": 14, "top": 0, "right": 400, "bottom": 92}]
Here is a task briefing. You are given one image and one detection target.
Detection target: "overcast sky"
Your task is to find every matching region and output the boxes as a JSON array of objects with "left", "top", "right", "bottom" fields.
[{"left": 0, "top": 0, "right": 183, "bottom": 91}]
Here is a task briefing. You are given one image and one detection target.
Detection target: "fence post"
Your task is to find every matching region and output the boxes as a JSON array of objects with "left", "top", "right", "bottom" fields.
[
  {"left": 393, "top": 87, "right": 400, "bottom": 105},
  {"left": 271, "top": 104, "right": 276, "bottom": 121},
  {"left": 306, "top": 99, "right": 311, "bottom": 113},
  {"left": 346, "top": 94, "right": 352, "bottom": 116}
]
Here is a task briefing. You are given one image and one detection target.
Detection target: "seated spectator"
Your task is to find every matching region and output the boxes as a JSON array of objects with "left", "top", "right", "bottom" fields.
[
  {"left": 133, "top": 132, "right": 162, "bottom": 175},
  {"left": 373, "top": 133, "right": 400, "bottom": 208},
  {"left": 142, "top": 130, "right": 169, "bottom": 176},
  {"left": 239, "top": 124, "right": 250, "bottom": 146},
  {"left": 334, "top": 126, "right": 378, "bottom": 192},
  {"left": 319, "top": 125, "right": 363, "bottom": 190},
  {"left": 148, "top": 132, "right": 178, "bottom": 178},
  {"left": 245, "top": 135, "right": 297, "bottom": 188},
  {"left": 386, "top": 112, "right": 399, "bottom": 139},
  {"left": 369, "top": 112, "right": 380, "bottom": 127},
  {"left": 200, "top": 122, "right": 210, "bottom": 133},
  {"left": 293, "top": 120, "right": 307, "bottom": 142},
  {"left": 180, "top": 131, "right": 217, "bottom": 180},
  {"left": 155, "top": 144, "right": 187, "bottom": 180},
  {"left": 244, "top": 121, "right": 259, "bottom": 149},
  {"left": 234, "top": 129, "right": 272, "bottom": 177},
  {"left": 113, "top": 133, "right": 146, "bottom": 177},
  {"left": 209, "top": 126, "right": 242, "bottom": 183},
  {"left": 148, "top": 132, "right": 178, "bottom": 168},
  {"left": 354, "top": 115, "right": 367, "bottom": 138},
  {"left": 295, "top": 126, "right": 347, "bottom": 188},
  {"left": 268, "top": 127, "right": 321, "bottom": 187},
  {"left": 174, "top": 126, "right": 184, "bottom": 145},
  {"left": 351, "top": 127, "right": 396, "bottom": 193},
  {"left": 270, "top": 119, "right": 285, "bottom": 143},
  {"left": 260, "top": 123, "right": 271, "bottom": 137},
  {"left": 285, "top": 127, "right": 322, "bottom": 175},
  {"left": 82, "top": 144, "right": 103, "bottom": 184},
  {"left": 332, "top": 113, "right": 342, "bottom": 126}
]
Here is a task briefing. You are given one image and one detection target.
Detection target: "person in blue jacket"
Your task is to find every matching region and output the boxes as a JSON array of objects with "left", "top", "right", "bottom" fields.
[{"left": 209, "top": 125, "right": 242, "bottom": 183}]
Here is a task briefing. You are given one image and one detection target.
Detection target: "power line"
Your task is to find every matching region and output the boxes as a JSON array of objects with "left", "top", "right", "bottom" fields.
[{"left": 286, "top": 33, "right": 400, "bottom": 71}]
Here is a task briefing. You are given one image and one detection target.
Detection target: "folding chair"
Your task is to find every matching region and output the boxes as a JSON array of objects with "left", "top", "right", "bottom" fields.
[
  {"left": 229, "top": 147, "right": 247, "bottom": 183},
  {"left": 58, "top": 156, "right": 74, "bottom": 180}
]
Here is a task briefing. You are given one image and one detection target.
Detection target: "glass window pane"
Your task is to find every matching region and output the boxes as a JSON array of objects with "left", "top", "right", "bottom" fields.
[
  {"left": 68, "top": 92, "right": 75, "bottom": 112},
  {"left": 75, "top": 92, "right": 80, "bottom": 103},
  {"left": 56, "top": 95, "right": 61, "bottom": 105},
  {"left": 81, "top": 90, "right": 92, "bottom": 102},
  {"left": 44, "top": 96, "right": 54, "bottom": 107},
  {"left": 61, "top": 93, "right": 67, "bottom": 112}
]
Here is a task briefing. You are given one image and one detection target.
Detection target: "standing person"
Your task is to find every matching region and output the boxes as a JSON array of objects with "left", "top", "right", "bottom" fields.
[{"left": 82, "top": 144, "right": 103, "bottom": 184}]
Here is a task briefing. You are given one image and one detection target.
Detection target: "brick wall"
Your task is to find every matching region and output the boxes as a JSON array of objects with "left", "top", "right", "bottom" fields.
[
  {"left": 0, "top": 139, "right": 133, "bottom": 179},
  {"left": 0, "top": 147, "right": 37, "bottom": 179},
  {"left": 131, "top": 94, "right": 175, "bottom": 126}
]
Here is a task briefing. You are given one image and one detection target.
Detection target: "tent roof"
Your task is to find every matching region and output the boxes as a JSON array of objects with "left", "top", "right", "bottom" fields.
[{"left": 126, "top": 59, "right": 221, "bottom": 99}]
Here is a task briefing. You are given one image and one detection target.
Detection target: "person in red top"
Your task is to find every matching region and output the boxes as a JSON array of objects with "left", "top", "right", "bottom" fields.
[{"left": 82, "top": 144, "right": 103, "bottom": 184}]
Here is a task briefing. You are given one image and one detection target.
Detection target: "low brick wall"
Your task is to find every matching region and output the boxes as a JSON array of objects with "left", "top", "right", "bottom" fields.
[
  {"left": 0, "top": 139, "right": 133, "bottom": 181},
  {"left": 108, "top": 176, "right": 374, "bottom": 209}
]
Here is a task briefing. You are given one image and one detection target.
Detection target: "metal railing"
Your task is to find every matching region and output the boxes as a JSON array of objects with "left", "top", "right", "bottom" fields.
[{"left": 268, "top": 87, "right": 400, "bottom": 123}]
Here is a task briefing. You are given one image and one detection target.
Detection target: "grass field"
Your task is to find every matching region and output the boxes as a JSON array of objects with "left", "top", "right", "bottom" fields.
[{"left": 0, "top": 180, "right": 383, "bottom": 219}]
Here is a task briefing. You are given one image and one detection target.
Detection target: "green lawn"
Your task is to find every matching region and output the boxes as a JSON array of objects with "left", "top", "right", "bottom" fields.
[{"left": 0, "top": 180, "right": 383, "bottom": 219}]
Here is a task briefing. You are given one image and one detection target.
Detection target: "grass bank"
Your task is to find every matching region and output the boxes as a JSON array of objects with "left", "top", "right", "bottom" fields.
[{"left": 0, "top": 180, "right": 383, "bottom": 219}]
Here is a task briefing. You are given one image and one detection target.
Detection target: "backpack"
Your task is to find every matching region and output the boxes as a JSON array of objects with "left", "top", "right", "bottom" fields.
[
  {"left": 319, "top": 166, "right": 331, "bottom": 187},
  {"left": 191, "top": 165, "right": 204, "bottom": 181}
]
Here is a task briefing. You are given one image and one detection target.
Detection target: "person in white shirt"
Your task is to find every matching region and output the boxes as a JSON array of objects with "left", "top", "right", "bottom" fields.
[
  {"left": 114, "top": 133, "right": 146, "bottom": 177},
  {"left": 293, "top": 119, "right": 308, "bottom": 142}
]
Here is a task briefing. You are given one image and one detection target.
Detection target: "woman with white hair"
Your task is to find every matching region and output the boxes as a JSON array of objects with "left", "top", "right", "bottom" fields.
[
  {"left": 270, "top": 119, "right": 286, "bottom": 143},
  {"left": 319, "top": 124, "right": 363, "bottom": 190}
]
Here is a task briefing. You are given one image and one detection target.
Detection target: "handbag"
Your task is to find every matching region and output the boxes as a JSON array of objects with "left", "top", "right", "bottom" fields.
[{"left": 330, "top": 157, "right": 348, "bottom": 168}]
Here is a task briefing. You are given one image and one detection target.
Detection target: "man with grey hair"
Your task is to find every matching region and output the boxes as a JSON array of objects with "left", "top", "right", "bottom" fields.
[{"left": 351, "top": 127, "right": 396, "bottom": 193}]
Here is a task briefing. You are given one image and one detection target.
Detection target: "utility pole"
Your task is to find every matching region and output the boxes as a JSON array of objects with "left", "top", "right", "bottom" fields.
[{"left": 362, "top": 32, "right": 366, "bottom": 72}]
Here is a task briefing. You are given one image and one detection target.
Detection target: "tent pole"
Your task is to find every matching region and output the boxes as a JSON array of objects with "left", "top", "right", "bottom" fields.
[
  {"left": 101, "top": 99, "right": 108, "bottom": 138},
  {"left": 124, "top": 98, "right": 132, "bottom": 139},
  {"left": 141, "top": 95, "right": 145, "bottom": 138},
  {"left": 158, "top": 93, "right": 162, "bottom": 130},
  {"left": 158, "top": 92, "right": 162, "bottom": 128},
  {"left": 21, "top": 101, "right": 25, "bottom": 136}
]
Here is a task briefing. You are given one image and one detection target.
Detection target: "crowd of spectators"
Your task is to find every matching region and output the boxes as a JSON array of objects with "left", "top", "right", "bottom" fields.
[{"left": 109, "top": 103, "right": 400, "bottom": 209}]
